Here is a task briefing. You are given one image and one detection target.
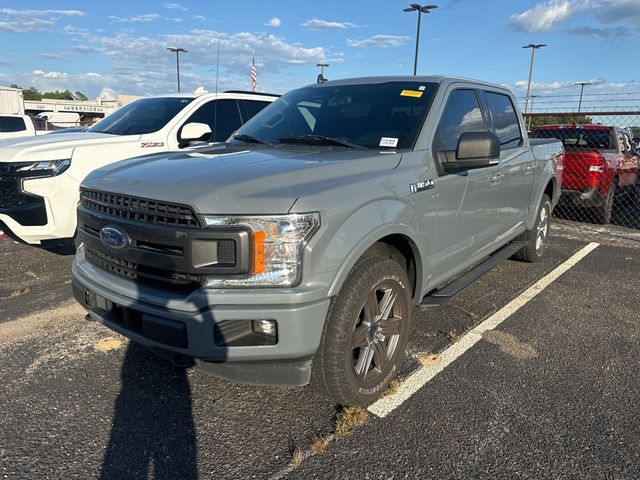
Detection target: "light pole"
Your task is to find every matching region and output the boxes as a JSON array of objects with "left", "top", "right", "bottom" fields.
[
  {"left": 403, "top": 4, "right": 438, "bottom": 76},
  {"left": 527, "top": 95, "right": 538, "bottom": 130},
  {"left": 522, "top": 43, "right": 546, "bottom": 114},
  {"left": 316, "top": 63, "right": 329, "bottom": 84},
  {"left": 575, "top": 81, "right": 592, "bottom": 113},
  {"left": 167, "top": 47, "right": 187, "bottom": 92}
]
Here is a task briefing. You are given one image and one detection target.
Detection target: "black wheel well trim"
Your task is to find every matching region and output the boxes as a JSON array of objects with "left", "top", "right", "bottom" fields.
[{"left": 362, "top": 234, "right": 421, "bottom": 303}]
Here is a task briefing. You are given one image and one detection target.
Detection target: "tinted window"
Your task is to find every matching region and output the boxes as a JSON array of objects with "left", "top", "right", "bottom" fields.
[
  {"left": 484, "top": 92, "right": 521, "bottom": 149},
  {"left": 239, "top": 99, "right": 272, "bottom": 122},
  {"left": 88, "top": 97, "right": 194, "bottom": 135},
  {"left": 531, "top": 128, "right": 615, "bottom": 151},
  {"left": 233, "top": 81, "right": 438, "bottom": 150},
  {"left": 0, "top": 116, "right": 26, "bottom": 132},
  {"left": 183, "top": 99, "right": 242, "bottom": 142},
  {"left": 434, "top": 89, "right": 486, "bottom": 152}
]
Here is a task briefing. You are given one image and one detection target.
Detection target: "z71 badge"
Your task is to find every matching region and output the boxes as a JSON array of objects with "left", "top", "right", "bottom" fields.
[
  {"left": 141, "top": 142, "right": 164, "bottom": 148},
  {"left": 409, "top": 179, "right": 435, "bottom": 194}
]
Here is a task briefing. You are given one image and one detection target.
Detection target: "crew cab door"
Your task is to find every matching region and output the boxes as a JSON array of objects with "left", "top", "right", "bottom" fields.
[
  {"left": 427, "top": 87, "right": 503, "bottom": 283},
  {"left": 481, "top": 90, "right": 532, "bottom": 229}
]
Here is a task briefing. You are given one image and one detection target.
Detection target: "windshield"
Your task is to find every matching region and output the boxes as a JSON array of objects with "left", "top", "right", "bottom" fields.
[
  {"left": 531, "top": 128, "right": 615, "bottom": 151},
  {"left": 231, "top": 81, "right": 438, "bottom": 150},
  {"left": 88, "top": 97, "right": 194, "bottom": 135}
]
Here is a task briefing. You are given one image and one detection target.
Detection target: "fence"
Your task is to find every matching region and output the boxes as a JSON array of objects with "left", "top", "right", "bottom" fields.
[{"left": 523, "top": 109, "right": 640, "bottom": 244}]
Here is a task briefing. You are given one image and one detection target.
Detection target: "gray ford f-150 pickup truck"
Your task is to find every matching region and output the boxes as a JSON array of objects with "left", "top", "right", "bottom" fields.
[{"left": 72, "top": 76, "right": 563, "bottom": 406}]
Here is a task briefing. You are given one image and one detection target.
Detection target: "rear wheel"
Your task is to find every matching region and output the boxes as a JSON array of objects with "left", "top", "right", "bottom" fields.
[
  {"left": 311, "top": 248, "right": 411, "bottom": 406},
  {"left": 514, "top": 194, "right": 551, "bottom": 263},
  {"left": 594, "top": 181, "right": 616, "bottom": 225}
]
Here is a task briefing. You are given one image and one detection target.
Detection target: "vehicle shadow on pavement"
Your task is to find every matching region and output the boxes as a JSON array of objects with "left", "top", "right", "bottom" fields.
[{"left": 100, "top": 342, "right": 198, "bottom": 480}]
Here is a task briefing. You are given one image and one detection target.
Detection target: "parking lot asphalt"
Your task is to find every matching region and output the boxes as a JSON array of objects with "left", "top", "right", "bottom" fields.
[{"left": 1, "top": 232, "right": 639, "bottom": 479}]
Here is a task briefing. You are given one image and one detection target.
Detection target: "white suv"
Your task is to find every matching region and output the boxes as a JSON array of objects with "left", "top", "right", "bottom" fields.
[{"left": 0, "top": 90, "right": 277, "bottom": 246}]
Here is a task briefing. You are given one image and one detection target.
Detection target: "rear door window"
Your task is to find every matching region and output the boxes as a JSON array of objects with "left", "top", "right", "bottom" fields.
[
  {"left": 0, "top": 116, "right": 26, "bottom": 132},
  {"left": 484, "top": 92, "right": 522, "bottom": 149},
  {"left": 239, "top": 99, "right": 272, "bottom": 123}
]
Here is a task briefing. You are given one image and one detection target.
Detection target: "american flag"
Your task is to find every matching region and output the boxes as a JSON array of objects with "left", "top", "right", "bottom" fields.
[{"left": 251, "top": 53, "right": 257, "bottom": 92}]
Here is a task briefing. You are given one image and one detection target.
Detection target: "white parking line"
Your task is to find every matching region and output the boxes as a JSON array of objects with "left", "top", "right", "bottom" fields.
[{"left": 369, "top": 242, "right": 600, "bottom": 418}]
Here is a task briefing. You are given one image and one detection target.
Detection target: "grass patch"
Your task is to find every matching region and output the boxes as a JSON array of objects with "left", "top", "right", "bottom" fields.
[
  {"left": 383, "top": 379, "right": 400, "bottom": 397},
  {"left": 290, "top": 447, "right": 304, "bottom": 467},
  {"left": 334, "top": 406, "right": 368, "bottom": 437},
  {"left": 310, "top": 436, "right": 331, "bottom": 454}
]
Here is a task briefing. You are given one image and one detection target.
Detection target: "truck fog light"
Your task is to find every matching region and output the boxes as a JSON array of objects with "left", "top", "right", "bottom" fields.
[{"left": 252, "top": 319, "right": 277, "bottom": 338}]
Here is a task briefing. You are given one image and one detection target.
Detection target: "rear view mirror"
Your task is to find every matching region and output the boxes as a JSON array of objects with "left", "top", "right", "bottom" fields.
[{"left": 181, "top": 122, "right": 212, "bottom": 142}]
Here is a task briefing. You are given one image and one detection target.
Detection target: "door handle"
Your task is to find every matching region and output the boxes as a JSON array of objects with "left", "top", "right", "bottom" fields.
[{"left": 490, "top": 173, "right": 504, "bottom": 183}]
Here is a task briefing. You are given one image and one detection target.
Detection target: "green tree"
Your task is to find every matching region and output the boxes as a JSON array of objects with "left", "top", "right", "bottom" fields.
[
  {"left": 74, "top": 91, "right": 88, "bottom": 101},
  {"left": 22, "top": 87, "right": 43, "bottom": 100},
  {"left": 42, "top": 89, "right": 75, "bottom": 100}
]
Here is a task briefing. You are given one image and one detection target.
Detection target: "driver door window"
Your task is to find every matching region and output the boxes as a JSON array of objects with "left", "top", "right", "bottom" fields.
[{"left": 182, "top": 99, "right": 243, "bottom": 143}]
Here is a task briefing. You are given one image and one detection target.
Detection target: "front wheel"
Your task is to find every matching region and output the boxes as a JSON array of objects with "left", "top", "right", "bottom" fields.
[
  {"left": 514, "top": 194, "right": 551, "bottom": 263},
  {"left": 311, "top": 249, "right": 412, "bottom": 406}
]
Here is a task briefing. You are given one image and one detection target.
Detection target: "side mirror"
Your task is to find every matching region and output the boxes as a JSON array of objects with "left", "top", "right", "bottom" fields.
[
  {"left": 181, "top": 122, "right": 212, "bottom": 142},
  {"left": 443, "top": 132, "right": 500, "bottom": 172}
]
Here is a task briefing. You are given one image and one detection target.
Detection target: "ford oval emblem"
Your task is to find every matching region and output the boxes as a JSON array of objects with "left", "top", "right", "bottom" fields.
[{"left": 100, "top": 226, "right": 129, "bottom": 250}]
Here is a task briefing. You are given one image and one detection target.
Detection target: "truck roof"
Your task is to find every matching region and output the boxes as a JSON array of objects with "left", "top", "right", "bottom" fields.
[
  {"left": 146, "top": 91, "right": 280, "bottom": 100},
  {"left": 313, "top": 75, "right": 513, "bottom": 92}
]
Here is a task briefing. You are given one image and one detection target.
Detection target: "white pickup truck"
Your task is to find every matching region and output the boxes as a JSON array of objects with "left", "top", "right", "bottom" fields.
[
  {"left": 0, "top": 90, "right": 277, "bottom": 247},
  {"left": 0, "top": 114, "right": 36, "bottom": 140}
]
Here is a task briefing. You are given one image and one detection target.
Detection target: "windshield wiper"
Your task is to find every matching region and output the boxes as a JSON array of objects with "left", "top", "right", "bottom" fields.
[
  {"left": 278, "top": 135, "right": 364, "bottom": 149},
  {"left": 233, "top": 133, "right": 269, "bottom": 145}
]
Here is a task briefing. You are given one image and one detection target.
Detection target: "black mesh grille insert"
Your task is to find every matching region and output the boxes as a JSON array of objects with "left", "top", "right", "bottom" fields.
[
  {"left": 0, "top": 181, "right": 22, "bottom": 209},
  {"left": 80, "top": 188, "right": 200, "bottom": 228},
  {"left": 85, "top": 246, "right": 202, "bottom": 292}
]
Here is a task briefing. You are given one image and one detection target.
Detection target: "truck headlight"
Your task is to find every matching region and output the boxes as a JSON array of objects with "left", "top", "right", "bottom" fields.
[
  {"left": 203, "top": 213, "right": 320, "bottom": 288},
  {"left": 15, "top": 159, "right": 71, "bottom": 177}
]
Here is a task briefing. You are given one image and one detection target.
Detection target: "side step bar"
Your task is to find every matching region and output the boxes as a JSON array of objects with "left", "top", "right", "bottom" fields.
[{"left": 418, "top": 241, "right": 526, "bottom": 311}]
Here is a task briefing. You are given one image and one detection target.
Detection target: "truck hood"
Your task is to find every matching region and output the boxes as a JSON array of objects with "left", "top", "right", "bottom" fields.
[
  {"left": 0, "top": 132, "right": 141, "bottom": 161},
  {"left": 83, "top": 145, "right": 403, "bottom": 214}
]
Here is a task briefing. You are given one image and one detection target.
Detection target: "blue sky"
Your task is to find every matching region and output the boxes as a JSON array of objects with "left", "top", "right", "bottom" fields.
[{"left": 0, "top": 0, "right": 638, "bottom": 110}]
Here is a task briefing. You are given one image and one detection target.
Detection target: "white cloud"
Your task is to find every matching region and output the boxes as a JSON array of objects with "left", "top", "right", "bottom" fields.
[
  {"left": 99, "top": 88, "right": 117, "bottom": 101},
  {"left": 39, "top": 52, "right": 72, "bottom": 61},
  {"left": 0, "top": 8, "right": 85, "bottom": 33},
  {"left": 193, "top": 15, "right": 207, "bottom": 21},
  {"left": 108, "top": 13, "right": 162, "bottom": 23},
  {"left": 301, "top": 18, "right": 361, "bottom": 30},
  {"left": 164, "top": 2, "right": 188, "bottom": 12},
  {"left": 266, "top": 17, "right": 282, "bottom": 27},
  {"left": 509, "top": 0, "right": 640, "bottom": 33},
  {"left": 347, "top": 35, "right": 410, "bottom": 48}
]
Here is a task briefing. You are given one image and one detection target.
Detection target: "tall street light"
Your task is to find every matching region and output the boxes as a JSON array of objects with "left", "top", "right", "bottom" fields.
[
  {"left": 403, "top": 4, "right": 438, "bottom": 76},
  {"left": 316, "top": 63, "right": 329, "bottom": 84},
  {"left": 522, "top": 43, "right": 546, "bottom": 114},
  {"left": 575, "top": 81, "right": 592, "bottom": 113},
  {"left": 167, "top": 47, "right": 187, "bottom": 92}
]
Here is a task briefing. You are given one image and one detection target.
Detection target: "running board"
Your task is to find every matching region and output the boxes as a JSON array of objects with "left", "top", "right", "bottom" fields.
[{"left": 418, "top": 241, "right": 526, "bottom": 311}]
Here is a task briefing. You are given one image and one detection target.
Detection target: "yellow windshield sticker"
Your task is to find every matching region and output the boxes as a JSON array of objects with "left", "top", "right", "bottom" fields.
[{"left": 400, "top": 89, "right": 423, "bottom": 98}]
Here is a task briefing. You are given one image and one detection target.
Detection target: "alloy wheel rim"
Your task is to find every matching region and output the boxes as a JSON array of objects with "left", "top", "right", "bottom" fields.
[
  {"left": 536, "top": 205, "right": 549, "bottom": 253},
  {"left": 350, "top": 283, "right": 403, "bottom": 386}
]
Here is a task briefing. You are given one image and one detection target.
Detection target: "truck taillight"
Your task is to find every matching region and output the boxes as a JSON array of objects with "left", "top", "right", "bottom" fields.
[{"left": 586, "top": 154, "right": 606, "bottom": 187}]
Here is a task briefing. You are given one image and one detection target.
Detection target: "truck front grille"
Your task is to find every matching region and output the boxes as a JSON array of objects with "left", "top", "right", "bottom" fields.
[
  {"left": 80, "top": 188, "right": 200, "bottom": 229},
  {"left": 0, "top": 180, "right": 22, "bottom": 209},
  {"left": 85, "top": 246, "right": 203, "bottom": 292}
]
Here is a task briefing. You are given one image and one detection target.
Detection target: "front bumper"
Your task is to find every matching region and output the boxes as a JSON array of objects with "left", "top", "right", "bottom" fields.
[{"left": 72, "top": 245, "right": 332, "bottom": 386}]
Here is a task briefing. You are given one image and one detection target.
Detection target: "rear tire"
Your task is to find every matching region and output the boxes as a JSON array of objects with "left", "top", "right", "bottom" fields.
[
  {"left": 514, "top": 194, "right": 551, "bottom": 263},
  {"left": 594, "top": 181, "right": 616, "bottom": 225},
  {"left": 311, "top": 248, "right": 412, "bottom": 406}
]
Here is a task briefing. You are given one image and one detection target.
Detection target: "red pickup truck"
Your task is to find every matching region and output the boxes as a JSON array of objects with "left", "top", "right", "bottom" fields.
[{"left": 531, "top": 124, "right": 639, "bottom": 224}]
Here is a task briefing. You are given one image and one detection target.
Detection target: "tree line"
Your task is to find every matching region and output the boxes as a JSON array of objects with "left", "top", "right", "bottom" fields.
[{"left": 10, "top": 84, "right": 88, "bottom": 101}]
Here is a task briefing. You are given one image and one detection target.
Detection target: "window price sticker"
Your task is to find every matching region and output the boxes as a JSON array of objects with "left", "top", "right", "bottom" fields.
[{"left": 379, "top": 137, "right": 399, "bottom": 147}]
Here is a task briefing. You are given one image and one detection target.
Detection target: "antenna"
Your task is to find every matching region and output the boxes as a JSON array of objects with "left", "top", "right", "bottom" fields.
[{"left": 213, "top": 37, "right": 220, "bottom": 142}]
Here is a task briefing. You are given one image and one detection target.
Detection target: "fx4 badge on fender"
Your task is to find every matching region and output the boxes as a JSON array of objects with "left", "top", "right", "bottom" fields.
[{"left": 410, "top": 179, "right": 434, "bottom": 194}]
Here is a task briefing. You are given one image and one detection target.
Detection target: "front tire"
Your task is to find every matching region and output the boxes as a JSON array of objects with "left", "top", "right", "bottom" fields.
[
  {"left": 514, "top": 194, "right": 551, "bottom": 263},
  {"left": 311, "top": 249, "right": 412, "bottom": 406}
]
